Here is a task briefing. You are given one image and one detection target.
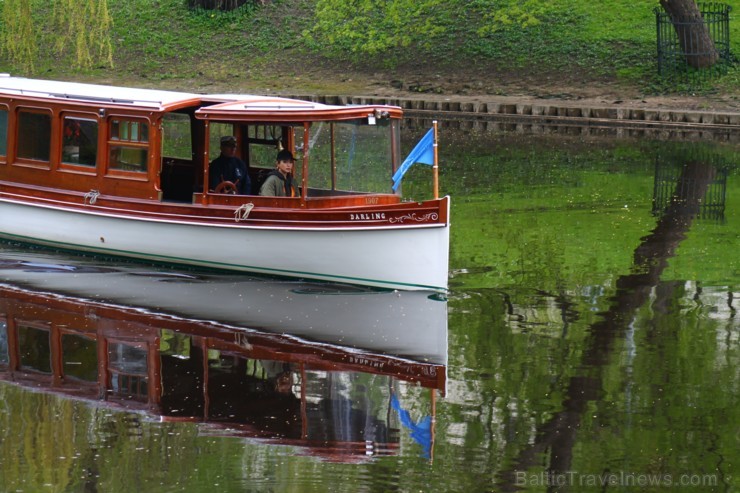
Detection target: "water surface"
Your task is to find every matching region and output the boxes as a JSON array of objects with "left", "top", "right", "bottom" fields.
[{"left": 0, "top": 126, "right": 737, "bottom": 492}]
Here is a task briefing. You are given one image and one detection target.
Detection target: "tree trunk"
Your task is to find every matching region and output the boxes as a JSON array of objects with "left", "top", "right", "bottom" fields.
[{"left": 659, "top": 0, "right": 719, "bottom": 69}]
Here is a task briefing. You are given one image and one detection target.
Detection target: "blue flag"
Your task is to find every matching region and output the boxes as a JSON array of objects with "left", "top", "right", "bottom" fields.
[{"left": 392, "top": 128, "right": 435, "bottom": 191}]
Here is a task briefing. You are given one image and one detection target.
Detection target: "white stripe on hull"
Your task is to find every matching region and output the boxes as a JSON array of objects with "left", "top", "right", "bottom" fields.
[{"left": 0, "top": 199, "right": 449, "bottom": 291}]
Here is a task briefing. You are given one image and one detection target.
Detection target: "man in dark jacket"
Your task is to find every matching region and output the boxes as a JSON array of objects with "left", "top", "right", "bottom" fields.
[{"left": 209, "top": 136, "right": 250, "bottom": 194}]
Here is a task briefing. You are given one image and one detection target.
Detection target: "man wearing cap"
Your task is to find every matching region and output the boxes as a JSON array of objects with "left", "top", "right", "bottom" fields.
[
  {"left": 209, "top": 136, "right": 250, "bottom": 194},
  {"left": 259, "top": 149, "right": 296, "bottom": 197}
]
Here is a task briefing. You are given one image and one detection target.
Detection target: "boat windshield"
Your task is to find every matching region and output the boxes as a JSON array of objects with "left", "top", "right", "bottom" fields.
[{"left": 300, "top": 117, "right": 399, "bottom": 196}]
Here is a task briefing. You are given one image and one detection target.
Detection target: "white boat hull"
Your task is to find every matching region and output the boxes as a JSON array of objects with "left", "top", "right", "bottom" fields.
[{"left": 0, "top": 199, "right": 450, "bottom": 291}]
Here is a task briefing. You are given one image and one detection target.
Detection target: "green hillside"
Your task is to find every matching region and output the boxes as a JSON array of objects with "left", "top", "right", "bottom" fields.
[{"left": 0, "top": 0, "right": 737, "bottom": 96}]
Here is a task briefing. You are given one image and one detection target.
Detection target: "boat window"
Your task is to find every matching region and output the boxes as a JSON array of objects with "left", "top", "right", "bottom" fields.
[
  {"left": 18, "top": 324, "right": 51, "bottom": 373},
  {"left": 111, "top": 119, "right": 148, "bottom": 142},
  {"left": 162, "top": 113, "right": 192, "bottom": 160},
  {"left": 208, "top": 122, "right": 236, "bottom": 160},
  {"left": 17, "top": 110, "right": 52, "bottom": 163},
  {"left": 108, "top": 118, "right": 149, "bottom": 173},
  {"left": 249, "top": 141, "right": 279, "bottom": 169},
  {"left": 108, "top": 341, "right": 148, "bottom": 401},
  {"left": 305, "top": 118, "right": 395, "bottom": 195},
  {"left": 0, "top": 317, "right": 8, "bottom": 366},
  {"left": 61, "top": 115, "right": 98, "bottom": 167},
  {"left": 246, "top": 124, "right": 284, "bottom": 165},
  {"left": 61, "top": 333, "right": 98, "bottom": 382},
  {"left": 0, "top": 108, "right": 7, "bottom": 158}
]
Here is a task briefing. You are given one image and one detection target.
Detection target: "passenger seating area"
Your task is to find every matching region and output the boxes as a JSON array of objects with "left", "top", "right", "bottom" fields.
[{"left": 161, "top": 158, "right": 197, "bottom": 202}]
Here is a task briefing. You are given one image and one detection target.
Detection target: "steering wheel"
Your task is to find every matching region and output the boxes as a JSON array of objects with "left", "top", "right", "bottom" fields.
[{"left": 215, "top": 180, "right": 238, "bottom": 194}]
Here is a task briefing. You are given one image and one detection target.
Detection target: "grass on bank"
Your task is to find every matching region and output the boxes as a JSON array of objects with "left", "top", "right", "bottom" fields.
[{"left": 0, "top": 0, "right": 737, "bottom": 95}]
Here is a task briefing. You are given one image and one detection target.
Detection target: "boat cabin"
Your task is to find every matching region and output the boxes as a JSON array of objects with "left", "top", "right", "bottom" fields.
[{"left": 0, "top": 76, "right": 405, "bottom": 209}]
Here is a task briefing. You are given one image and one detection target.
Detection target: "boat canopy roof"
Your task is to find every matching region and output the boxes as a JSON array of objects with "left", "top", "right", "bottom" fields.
[
  {"left": 0, "top": 75, "right": 403, "bottom": 121},
  {"left": 0, "top": 75, "right": 208, "bottom": 110},
  {"left": 194, "top": 96, "right": 403, "bottom": 122}
]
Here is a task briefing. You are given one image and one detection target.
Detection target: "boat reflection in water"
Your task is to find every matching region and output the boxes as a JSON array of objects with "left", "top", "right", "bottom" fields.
[{"left": 0, "top": 246, "right": 447, "bottom": 462}]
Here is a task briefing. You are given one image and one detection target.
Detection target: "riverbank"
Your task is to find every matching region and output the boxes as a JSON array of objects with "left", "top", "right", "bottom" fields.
[{"left": 76, "top": 64, "right": 740, "bottom": 139}]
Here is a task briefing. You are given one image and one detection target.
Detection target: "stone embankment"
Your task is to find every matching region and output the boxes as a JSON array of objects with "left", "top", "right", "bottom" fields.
[{"left": 287, "top": 94, "right": 740, "bottom": 142}]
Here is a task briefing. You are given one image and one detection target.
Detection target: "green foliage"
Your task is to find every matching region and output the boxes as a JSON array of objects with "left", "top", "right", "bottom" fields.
[
  {"left": 306, "top": 0, "right": 447, "bottom": 57},
  {"left": 0, "top": 0, "right": 113, "bottom": 73},
  {"left": 0, "top": 0, "right": 36, "bottom": 72},
  {"left": 471, "top": 0, "right": 554, "bottom": 35},
  {"left": 305, "top": 0, "right": 577, "bottom": 63},
  {"left": 51, "top": 0, "right": 113, "bottom": 69}
]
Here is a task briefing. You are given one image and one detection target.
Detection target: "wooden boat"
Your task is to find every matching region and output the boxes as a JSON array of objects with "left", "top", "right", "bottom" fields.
[
  {"left": 0, "top": 281, "right": 444, "bottom": 461},
  {"left": 0, "top": 75, "right": 450, "bottom": 291}
]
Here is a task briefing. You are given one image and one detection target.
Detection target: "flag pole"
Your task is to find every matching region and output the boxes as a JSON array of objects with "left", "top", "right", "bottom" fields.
[{"left": 432, "top": 120, "right": 439, "bottom": 199}]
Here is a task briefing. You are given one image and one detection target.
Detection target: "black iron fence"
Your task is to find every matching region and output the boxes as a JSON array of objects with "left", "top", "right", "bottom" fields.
[{"left": 655, "top": 2, "right": 734, "bottom": 87}]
